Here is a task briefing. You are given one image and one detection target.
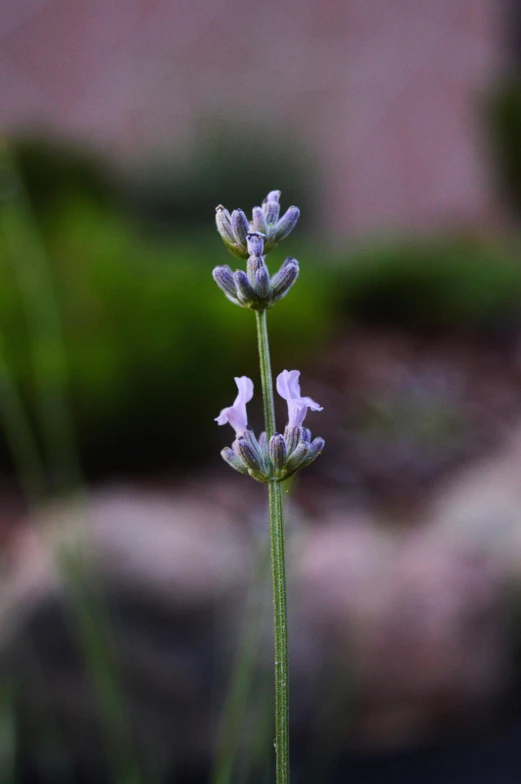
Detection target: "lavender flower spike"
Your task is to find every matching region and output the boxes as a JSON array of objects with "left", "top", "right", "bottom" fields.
[
  {"left": 215, "top": 376, "right": 254, "bottom": 433},
  {"left": 276, "top": 369, "right": 323, "bottom": 427}
]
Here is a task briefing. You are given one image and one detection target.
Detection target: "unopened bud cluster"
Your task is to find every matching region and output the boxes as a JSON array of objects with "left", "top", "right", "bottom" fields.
[
  {"left": 214, "top": 190, "right": 300, "bottom": 311},
  {"left": 222, "top": 426, "right": 325, "bottom": 483},
  {"left": 215, "top": 190, "right": 299, "bottom": 259}
]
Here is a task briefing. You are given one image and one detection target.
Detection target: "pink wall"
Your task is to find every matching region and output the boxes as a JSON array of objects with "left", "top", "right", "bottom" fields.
[{"left": 0, "top": 0, "right": 504, "bottom": 237}]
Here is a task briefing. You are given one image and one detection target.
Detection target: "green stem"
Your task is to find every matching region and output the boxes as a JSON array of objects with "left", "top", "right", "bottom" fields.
[
  {"left": 0, "top": 142, "right": 81, "bottom": 492},
  {"left": 255, "top": 309, "right": 290, "bottom": 784}
]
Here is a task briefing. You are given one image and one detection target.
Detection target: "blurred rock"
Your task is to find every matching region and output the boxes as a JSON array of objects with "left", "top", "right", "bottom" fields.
[
  {"left": 0, "top": 486, "right": 253, "bottom": 782},
  {"left": 296, "top": 514, "right": 512, "bottom": 749},
  {"left": 0, "top": 479, "right": 518, "bottom": 780}
]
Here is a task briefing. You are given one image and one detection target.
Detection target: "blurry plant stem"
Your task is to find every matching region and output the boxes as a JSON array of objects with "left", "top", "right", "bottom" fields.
[
  {"left": 211, "top": 533, "right": 271, "bottom": 784},
  {"left": 255, "top": 309, "right": 290, "bottom": 784},
  {"left": 0, "top": 680, "right": 16, "bottom": 784},
  {"left": 0, "top": 351, "right": 45, "bottom": 503},
  {"left": 0, "top": 141, "right": 80, "bottom": 492},
  {"left": 59, "top": 546, "right": 144, "bottom": 784},
  {"left": 0, "top": 143, "right": 144, "bottom": 784}
]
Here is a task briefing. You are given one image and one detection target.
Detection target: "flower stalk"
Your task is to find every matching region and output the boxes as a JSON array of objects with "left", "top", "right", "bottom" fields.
[
  {"left": 256, "top": 308, "right": 289, "bottom": 783},
  {"left": 213, "top": 190, "right": 324, "bottom": 783}
]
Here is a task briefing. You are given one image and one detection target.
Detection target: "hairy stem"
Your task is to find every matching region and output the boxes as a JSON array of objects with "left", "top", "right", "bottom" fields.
[{"left": 255, "top": 309, "right": 290, "bottom": 783}]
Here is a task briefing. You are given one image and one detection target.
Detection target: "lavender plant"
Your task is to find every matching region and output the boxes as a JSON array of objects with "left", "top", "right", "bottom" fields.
[{"left": 213, "top": 190, "right": 324, "bottom": 783}]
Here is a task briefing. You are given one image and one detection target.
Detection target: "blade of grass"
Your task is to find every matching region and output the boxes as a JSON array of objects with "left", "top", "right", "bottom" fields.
[
  {"left": 0, "top": 140, "right": 80, "bottom": 492},
  {"left": 0, "top": 680, "right": 16, "bottom": 784},
  {"left": 0, "top": 141, "right": 145, "bottom": 784},
  {"left": 0, "top": 349, "right": 45, "bottom": 503},
  {"left": 211, "top": 532, "right": 272, "bottom": 784}
]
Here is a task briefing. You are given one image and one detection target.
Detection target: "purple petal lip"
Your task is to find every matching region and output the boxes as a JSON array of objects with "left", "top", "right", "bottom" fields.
[
  {"left": 276, "top": 369, "right": 323, "bottom": 427},
  {"left": 215, "top": 376, "right": 254, "bottom": 433}
]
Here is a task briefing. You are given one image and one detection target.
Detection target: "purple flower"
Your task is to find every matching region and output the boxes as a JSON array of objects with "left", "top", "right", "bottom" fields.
[
  {"left": 276, "top": 369, "right": 323, "bottom": 427},
  {"left": 215, "top": 376, "right": 254, "bottom": 433}
]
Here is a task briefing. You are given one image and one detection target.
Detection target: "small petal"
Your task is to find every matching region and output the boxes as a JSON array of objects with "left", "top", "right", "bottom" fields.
[
  {"left": 277, "top": 369, "right": 323, "bottom": 427},
  {"left": 231, "top": 209, "right": 250, "bottom": 247},
  {"left": 277, "top": 369, "right": 302, "bottom": 401},
  {"left": 215, "top": 376, "right": 253, "bottom": 433},
  {"left": 251, "top": 207, "right": 268, "bottom": 235},
  {"left": 274, "top": 206, "right": 300, "bottom": 242}
]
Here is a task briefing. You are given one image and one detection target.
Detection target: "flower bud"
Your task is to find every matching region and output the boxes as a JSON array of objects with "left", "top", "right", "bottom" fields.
[
  {"left": 231, "top": 209, "right": 250, "bottom": 247},
  {"left": 271, "top": 258, "right": 299, "bottom": 302},
  {"left": 301, "top": 428, "right": 312, "bottom": 444},
  {"left": 215, "top": 206, "right": 249, "bottom": 259},
  {"left": 258, "top": 431, "right": 267, "bottom": 456},
  {"left": 264, "top": 190, "right": 281, "bottom": 204},
  {"left": 234, "top": 270, "right": 259, "bottom": 306},
  {"left": 251, "top": 207, "right": 267, "bottom": 235},
  {"left": 284, "top": 425, "right": 302, "bottom": 457},
  {"left": 246, "top": 231, "right": 265, "bottom": 259},
  {"left": 263, "top": 197, "right": 280, "bottom": 226},
  {"left": 300, "top": 437, "right": 325, "bottom": 468},
  {"left": 274, "top": 206, "right": 300, "bottom": 242},
  {"left": 269, "top": 433, "right": 287, "bottom": 472},
  {"left": 285, "top": 441, "right": 309, "bottom": 472},
  {"left": 221, "top": 446, "right": 249, "bottom": 474},
  {"left": 254, "top": 267, "right": 271, "bottom": 299},
  {"left": 247, "top": 253, "right": 265, "bottom": 280},
  {"left": 215, "top": 206, "right": 235, "bottom": 245},
  {"left": 242, "top": 427, "right": 266, "bottom": 469},
  {"left": 212, "top": 265, "right": 239, "bottom": 303},
  {"left": 234, "top": 436, "right": 263, "bottom": 473}
]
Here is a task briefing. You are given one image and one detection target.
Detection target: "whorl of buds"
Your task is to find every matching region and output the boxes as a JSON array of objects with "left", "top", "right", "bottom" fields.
[
  {"left": 216, "top": 373, "right": 324, "bottom": 482},
  {"left": 215, "top": 190, "right": 300, "bottom": 259},
  {"left": 221, "top": 426, "right": 324, "bottom": 483},
  {"left": 213, "top": 251, "right": 299, "bottom": 312}
]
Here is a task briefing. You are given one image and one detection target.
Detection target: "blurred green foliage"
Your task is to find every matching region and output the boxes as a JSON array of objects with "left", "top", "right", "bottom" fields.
[
  {"left": 488, "top": 77, "right": 521, "bottom": 215},
  {"left": 333, "top": 236, "right": 521, "bottom": 334},
  {"left": 1, "top": 136, "right": 521, "bottom": 477}
]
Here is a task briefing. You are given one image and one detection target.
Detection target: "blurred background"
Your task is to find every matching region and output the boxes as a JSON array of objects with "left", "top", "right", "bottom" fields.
[{"left": 2, "top": 1, "right": 521, "bottom": 782}]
